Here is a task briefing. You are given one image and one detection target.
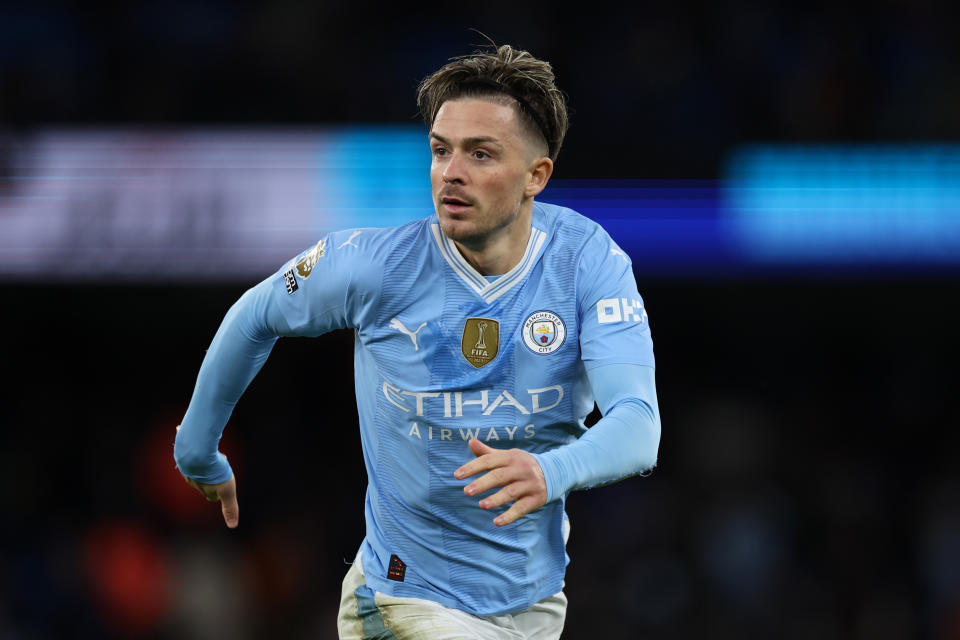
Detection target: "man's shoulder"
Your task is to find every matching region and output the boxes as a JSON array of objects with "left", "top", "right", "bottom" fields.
[
  {"left": 280, "top": 217, "right": 432, "bottom": 291},
  {"left": 535, "top": 200, "right": 598, "bottom": 230},
  {"left": 535, "top": 200, "right": 611, "bottom": 254},
  {"left": 323, "top": 215, "right": 433, "bottom": 260},
  {"left": 534, "top": 201, "right": 631, "bottom": 289}
]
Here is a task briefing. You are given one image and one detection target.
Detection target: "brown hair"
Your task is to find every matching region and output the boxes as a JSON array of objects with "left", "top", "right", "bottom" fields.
[{"left": 416, "top": 43, "right": 569, "bottom": 163}]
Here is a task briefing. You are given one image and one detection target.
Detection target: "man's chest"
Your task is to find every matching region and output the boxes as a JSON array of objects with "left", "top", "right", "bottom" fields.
[{"left": 361, "top": 267, "right": 581, "bottom": 391}]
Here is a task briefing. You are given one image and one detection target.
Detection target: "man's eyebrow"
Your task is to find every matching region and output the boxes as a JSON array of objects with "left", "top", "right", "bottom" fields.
[{"left": 429, "top": 133, "right": 504, "bottom": 148}]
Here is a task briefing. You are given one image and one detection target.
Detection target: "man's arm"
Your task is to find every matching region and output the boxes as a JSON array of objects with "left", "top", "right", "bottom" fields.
[
  {"left": 532, "top": 224, "right": 660, "bottom": 500},
  {"left": 533, "top": 362, "right": 660, "bottom": 502},
  {"left": 173, "top": 276, "right": 292, "bottom": 528},
  {"left": 173, "top": 278, "right": 289, "bottom": 486},
  {"left": 173, "top": 229, "right": 381, "bottom": 528}
]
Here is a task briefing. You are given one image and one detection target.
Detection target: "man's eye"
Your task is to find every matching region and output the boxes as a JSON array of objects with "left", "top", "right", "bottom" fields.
[
  {"left": 433, "top": 147, "right": 448, "bottom": 156},
  {"left": 474, "top": 150, "right": 489, "bottom": 159}
]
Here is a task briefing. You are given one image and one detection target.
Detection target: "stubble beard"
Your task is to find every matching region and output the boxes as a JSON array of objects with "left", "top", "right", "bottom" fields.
[{"left": 436, "top": 198, "right": 524, "bottom": 251}]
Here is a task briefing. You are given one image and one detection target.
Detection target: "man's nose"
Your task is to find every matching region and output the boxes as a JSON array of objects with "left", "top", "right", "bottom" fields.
[{"left": 442, "top": 151, "right": 467, "bottom": 184}]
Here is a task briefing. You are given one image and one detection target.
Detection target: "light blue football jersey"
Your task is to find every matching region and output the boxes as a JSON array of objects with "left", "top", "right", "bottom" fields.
[{"left": 267, "top": 201, "right": 655, "bottom": 616}]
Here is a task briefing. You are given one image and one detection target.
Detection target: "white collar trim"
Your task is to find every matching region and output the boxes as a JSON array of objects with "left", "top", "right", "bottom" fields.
[{"left": 430, "top": 223, "right": 547, "bottom": 303}]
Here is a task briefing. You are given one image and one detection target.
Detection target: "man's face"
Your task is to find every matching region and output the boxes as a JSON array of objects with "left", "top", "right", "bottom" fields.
[{"left": 429, "top": 98, "right": 546, "bottom": 247}]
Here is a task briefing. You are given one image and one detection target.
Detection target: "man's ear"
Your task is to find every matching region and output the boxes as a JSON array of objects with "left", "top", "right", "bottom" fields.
[{"left": 525, "top": 156, "right": 554, "bottom": 198}]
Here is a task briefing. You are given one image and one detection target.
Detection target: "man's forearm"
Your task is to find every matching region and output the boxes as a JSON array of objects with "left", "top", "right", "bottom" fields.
[
  {"left": 533, "top": 364, "right": 660, "bottom": 502},
  {"left": 173, "top": 281, "right": 281, "bottom": 483}
]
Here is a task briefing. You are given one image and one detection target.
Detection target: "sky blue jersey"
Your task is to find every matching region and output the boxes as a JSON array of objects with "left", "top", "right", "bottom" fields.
[{"left": 175, "top": 201, "right": 659, "bottom": 616}]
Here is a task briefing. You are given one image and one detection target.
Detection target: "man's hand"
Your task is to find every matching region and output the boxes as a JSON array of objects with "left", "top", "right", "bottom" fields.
[
  {"left": 454, "top": 438, "right": 548, "bottom": 527},
  {"left": 183, "top": 474, "right": 239, "bottom": 528},
  {"left": 176, "top": 423, "right": 239, "bottom": 528}
]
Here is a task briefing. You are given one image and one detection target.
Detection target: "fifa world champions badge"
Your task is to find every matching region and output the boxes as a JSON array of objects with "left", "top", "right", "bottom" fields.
[
  {"left": 522, "top": 311, "right": 566, "bottom": 354},
  {"left": 461, "top": 317, "right": 500, "bottom": 368}
]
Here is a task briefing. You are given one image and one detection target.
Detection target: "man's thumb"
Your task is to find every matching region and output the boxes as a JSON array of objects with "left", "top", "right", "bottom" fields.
[{"left": 219, "top": 485, "right": 239, "bottom": 529}]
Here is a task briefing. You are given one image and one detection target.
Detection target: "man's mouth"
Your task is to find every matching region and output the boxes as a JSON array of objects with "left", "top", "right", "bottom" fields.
[{"left": 441, "top": 196, "right": 472, "bottom": 213}]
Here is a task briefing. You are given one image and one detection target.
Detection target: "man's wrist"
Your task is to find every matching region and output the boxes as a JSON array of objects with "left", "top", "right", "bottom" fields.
[
  {"left": 174, "top": 449, "right": 234, "bottom": 485},
  {"left": 531, "top": 450, "right": 570, "bottom": 504}
]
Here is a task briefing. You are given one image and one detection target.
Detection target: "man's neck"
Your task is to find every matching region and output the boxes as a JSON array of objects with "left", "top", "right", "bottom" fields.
[{"left": 453, "top": 205, "right": 533, "bottom": 276}]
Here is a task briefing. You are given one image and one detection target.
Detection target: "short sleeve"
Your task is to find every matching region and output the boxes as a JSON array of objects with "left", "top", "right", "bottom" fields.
[
  {"left": 577, "top": 228, "right": 655, "bottom": 369},
  {"left": 270, "top": 228, "right": 385, "bottom": 337}
]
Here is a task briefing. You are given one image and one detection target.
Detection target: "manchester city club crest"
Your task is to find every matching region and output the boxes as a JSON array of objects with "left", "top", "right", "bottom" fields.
[
  {"left": 461, "top": 317, "right": 500, "bottom": 368},
  {"left": 522, "top": 311, "right": 566, "bottom": 354}
]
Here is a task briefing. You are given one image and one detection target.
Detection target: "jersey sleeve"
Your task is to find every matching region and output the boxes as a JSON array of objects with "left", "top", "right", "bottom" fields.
[
  {"left": 173, "top": 278, "right": 283, "bottom": 483},
  {"left": 577, "top": 227, "right": 655, "bottom": 370},
  {"left": 173, "top": 228, "right": 385, "bottom": 483},
  {"left": 533, "top": 362, "right": 660, "bottom": 502},
  {"left": 269, "top": 228, "right": 385, "bottom": 336}
]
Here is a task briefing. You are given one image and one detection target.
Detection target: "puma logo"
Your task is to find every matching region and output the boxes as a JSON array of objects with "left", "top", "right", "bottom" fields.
[
  {"left": 338, "top": 230, "right": 362, "bottom": 250},
  {"left": 389, "top": 318, "right": 427, "bottom": 351}
]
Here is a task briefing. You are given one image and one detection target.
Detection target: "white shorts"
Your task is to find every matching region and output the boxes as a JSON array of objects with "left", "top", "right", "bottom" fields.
[{"left": 337, "top": 552, "right": 567, "bottom": 640}]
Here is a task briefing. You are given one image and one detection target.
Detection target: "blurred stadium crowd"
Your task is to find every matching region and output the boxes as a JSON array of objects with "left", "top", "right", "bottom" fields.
[
  {"left": 2, "top": 282, "right": 957, "bottom": 639},
  {"left": 2, "top": 2, "right": 960, "bottom": 178},
  {"left": 1, "top": 2, "right": 959, "bottom": 639}
]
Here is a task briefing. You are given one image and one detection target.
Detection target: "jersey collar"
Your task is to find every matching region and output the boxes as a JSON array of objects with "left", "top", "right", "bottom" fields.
[{"left": 431, "top": 215, "right": 547, "bottom": 304}]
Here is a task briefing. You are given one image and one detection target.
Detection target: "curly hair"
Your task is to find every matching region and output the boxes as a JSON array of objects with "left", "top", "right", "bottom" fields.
[{"left": 416, "top": 43, "right": 569, "bottom": 163}]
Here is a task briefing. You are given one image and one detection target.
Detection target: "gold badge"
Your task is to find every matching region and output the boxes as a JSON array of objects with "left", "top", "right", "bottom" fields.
[
  {"left": 295, "top": 238, "right": 327, "bottom": 279},
  {"left": 461, "top": 318, "right": 499, "bottom": 368}
]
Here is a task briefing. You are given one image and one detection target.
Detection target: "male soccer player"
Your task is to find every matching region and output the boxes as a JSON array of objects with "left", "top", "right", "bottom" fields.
[{"left": 174, "top": 43, "right": 661, "bottom": 639}]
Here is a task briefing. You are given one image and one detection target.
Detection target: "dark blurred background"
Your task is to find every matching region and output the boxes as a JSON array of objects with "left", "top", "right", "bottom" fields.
[{"left": 2, "top": 2, "right": 959, "bottom": 639}]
